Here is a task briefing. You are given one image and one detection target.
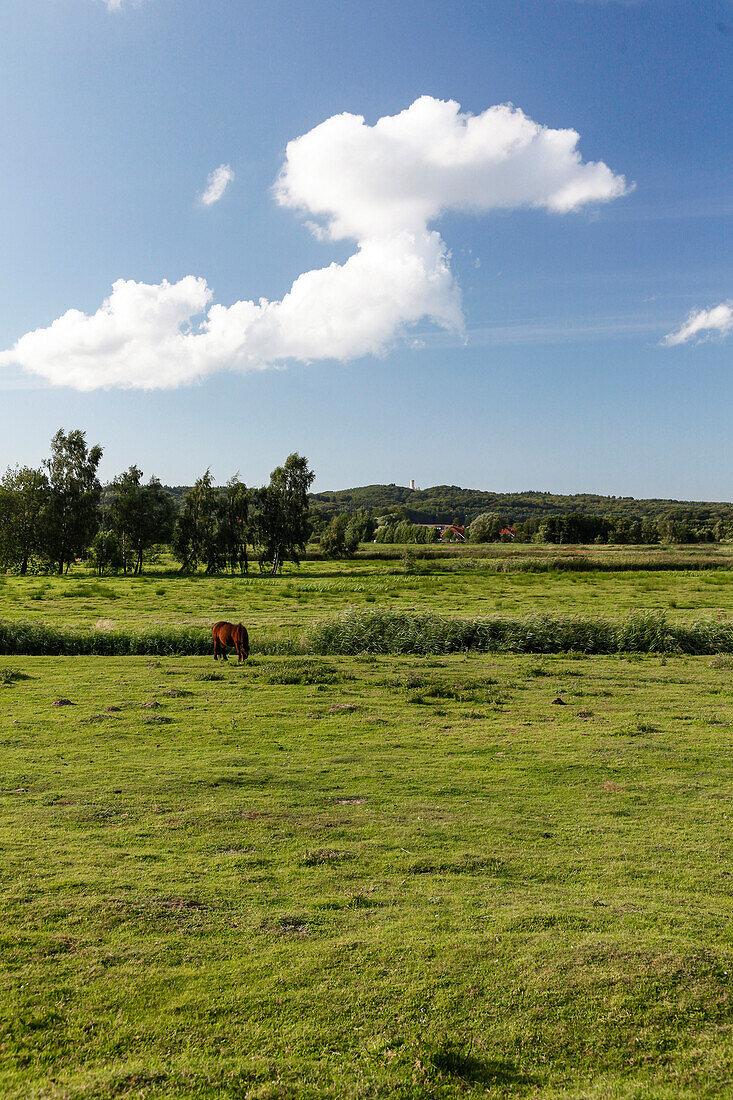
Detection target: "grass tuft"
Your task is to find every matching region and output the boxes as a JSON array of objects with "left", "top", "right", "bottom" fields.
[
  {"left": 302, "top": 849, "right": 351, "bottom": 866},
  {"left": 0, "top": 666, "right": 29, "bottom": 685},
  {"left": 258, "top": 659, "right": 354, "bottom": 685}
]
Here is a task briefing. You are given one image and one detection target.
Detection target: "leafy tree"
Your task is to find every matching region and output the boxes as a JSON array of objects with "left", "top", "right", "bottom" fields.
[
  {"left": 41, "top": 430, "right": 103, "bottom": 574},
  {"left": 254, "top": 453, "right": 314, "bottom": 574},
  {"left": 658, "top": 513, "right": 696, "bottom": 545},
  {"left": 320, "top": 513, "right": 360, "bottom": 558},
  {"left": 110, "top": 466, "right": 176, "bottom": 574},
  {"left": 0, "top": 487, "right": 11, "bottom": 571},
  {"left": 345, "top": 509, "right": 376, "bottom": 546},
  {"left": 219, "top": 477, "right": 251, "bottom": 574},
  {"left": 393, "top": 521, "right": 416, "bottom": 544},
  {"left": 372, "top": 521, "right": 438, "bottom": 544},
  {"left": 0, "top": 465, "right": 48, "bottom": 573},
  {"left": 641, "top": 518, "right": 661, "bottom": 545},
  {"left": 712, "top": 519, "right": 723, "bottom": 542},
  {"left": 172, "top": 470, "right": 223, "bottom": 573},
  {"left": 469, "top": 512, "right": 506, "bottom": 543},
  {"left": 87, "top": 528, "right": 124, "bottom": 575}
]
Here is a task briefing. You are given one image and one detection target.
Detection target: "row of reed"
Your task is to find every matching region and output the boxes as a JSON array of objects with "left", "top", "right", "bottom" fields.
[{"left": 2, "top": 609, "right": 733, "bottom": 657}]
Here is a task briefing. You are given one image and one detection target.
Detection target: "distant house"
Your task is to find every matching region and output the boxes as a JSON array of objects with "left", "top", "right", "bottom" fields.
[{"left": 416, "top": 523, "right": 466, "bottom": 542}]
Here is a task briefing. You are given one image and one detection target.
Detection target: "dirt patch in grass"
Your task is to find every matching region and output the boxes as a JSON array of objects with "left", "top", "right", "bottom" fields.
[{"left": 268, "top": 915, "right": 311, "bottom": 938}]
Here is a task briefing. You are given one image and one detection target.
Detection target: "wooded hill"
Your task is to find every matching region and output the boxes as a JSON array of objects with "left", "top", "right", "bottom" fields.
[{"left": 307, "top": 484, "right": 733, "bottom": 526}]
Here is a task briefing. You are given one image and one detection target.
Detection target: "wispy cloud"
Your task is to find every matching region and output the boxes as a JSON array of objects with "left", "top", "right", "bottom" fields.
[
  {"left": 663, "top": 302, "right": 733, "bottom": 346},
  {"left": 0, "top": 96, "right": 630, "bottom": 391},
  {"left": 98, "top": 0, "right": 150, "bottom": 11},
  {"left": 200, "top": 164, "right": 235, "bottom": 206},
  {"left": 563, "top": 1, "right": 659, "bottom": 6},
  {"left": 411, "top": 314, "right": 667, "bottom": 349}
]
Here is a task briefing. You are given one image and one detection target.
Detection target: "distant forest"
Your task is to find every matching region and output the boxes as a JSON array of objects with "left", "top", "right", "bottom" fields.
[
  {"left": 305, "top": 483, "right": 733, "bottom": 527},
  {"left": 161, "top": 480, "right": 733, "bottom": 547}
]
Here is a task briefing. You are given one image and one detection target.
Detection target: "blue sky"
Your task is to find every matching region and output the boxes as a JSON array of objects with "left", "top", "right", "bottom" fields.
[{"left": 1, "top": 0, "right": 731, "bottom": 498}]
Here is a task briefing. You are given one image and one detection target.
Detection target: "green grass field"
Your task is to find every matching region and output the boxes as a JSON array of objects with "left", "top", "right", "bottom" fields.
[
  {"left": 4, "top": 547, "right": 733, "bottom": 637},
  {"left": 1, "top": 551, "right": 732, "bottom": 1097}
]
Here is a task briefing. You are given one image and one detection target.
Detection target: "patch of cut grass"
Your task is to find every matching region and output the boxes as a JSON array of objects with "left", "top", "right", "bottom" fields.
[{"left": 0, "top": 649, "right": 732, "bottom": 1097}]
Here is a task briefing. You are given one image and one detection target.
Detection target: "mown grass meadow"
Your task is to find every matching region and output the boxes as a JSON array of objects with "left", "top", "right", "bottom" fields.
[
  {"left": 4, "top": 546, "right": 733, "bottom": 637},
  {"left": 1, "top": 548, "right": 732, "bottom": 1097}
]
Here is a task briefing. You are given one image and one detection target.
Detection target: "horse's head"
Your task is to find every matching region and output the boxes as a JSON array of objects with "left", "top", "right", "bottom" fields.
[{"left": 238, "top": 623, "right": 249, "bottom": 659}]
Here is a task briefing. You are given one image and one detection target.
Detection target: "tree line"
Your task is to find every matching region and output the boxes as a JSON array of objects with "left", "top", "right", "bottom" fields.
[
  {"left": 310, "top": 483, "right": 733, "bottom": 530},
  {"left": 468, "top": 510, "right": 733, "bottom": 545},
  {"left": 315, "top": 507, "right": 733, "bottom": 549},
  {"left": 2, "top": 431, "right": 732, "bottom": 574},
  {"left": 0, "top": 430, "right": 314, "bottom": 575},
  {"left": 359, "top": 509, "right": 733, "bottom": 546}
]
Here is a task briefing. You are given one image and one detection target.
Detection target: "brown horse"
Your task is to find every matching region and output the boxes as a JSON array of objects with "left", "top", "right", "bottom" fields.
[{"left": 212, "top": 621, "right": 249, "bottom": 662}]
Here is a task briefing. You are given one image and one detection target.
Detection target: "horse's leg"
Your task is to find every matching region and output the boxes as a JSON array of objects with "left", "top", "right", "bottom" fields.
[{"left": 213, "top": 637, "right": 219, "bottom": 660}]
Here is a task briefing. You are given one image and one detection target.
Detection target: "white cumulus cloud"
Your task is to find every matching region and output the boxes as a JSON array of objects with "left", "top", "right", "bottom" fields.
[
  {"left": 0, "top": 96, "right": 630, "bottom": 390},
  {"left": 200, "top": 164, "right": 235, "bottom": 206},
  {"left": 275, "top": 96, "right": 629, "bottom": 240},
  {"left": 663, "top": 302, "right": 733, "bottom": 346}
]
